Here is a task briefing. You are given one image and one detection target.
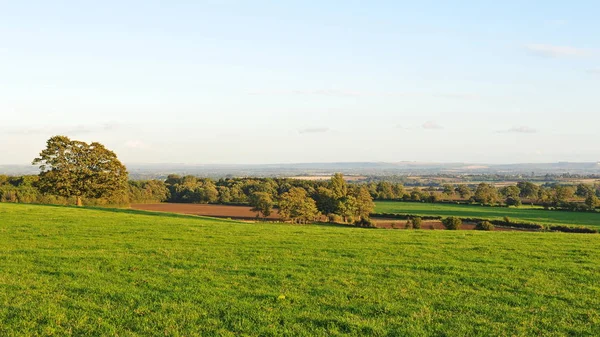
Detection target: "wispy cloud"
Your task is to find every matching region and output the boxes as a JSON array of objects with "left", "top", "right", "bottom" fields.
[
  {"left": 298, "top": 127, "right": 330, "bottom": 134},
  {"left": 249, "top": 90, "right": 480, "bottom": 100},
  {"left": 4, "top": 122, "right": 121, "bottom": 136},
  {"left": 524, "top": 44, "right": 593, "bottom": 58},
  {"left": 422, "top": 121, "right": 444, "bottom": 130},
  {"left": 500, "top": 126, "right": 538, "bottom": 134}
]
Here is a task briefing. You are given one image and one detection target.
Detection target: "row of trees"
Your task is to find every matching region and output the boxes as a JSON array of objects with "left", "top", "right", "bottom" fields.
[
  {"left": 3, "top": 173, "right": 599, "bottom": 212},
  {"left": 0, "top": 174, "right": 169, "bottom": 206},
  {"left": 164, "top": 173, "right": 375, "bottom": 224}
]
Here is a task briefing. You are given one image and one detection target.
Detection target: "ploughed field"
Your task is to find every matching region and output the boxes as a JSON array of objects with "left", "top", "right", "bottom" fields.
[
  {"left": 1, "top": 203, "right": 600, "bottom": 336},
  {"left": 375, "top": 201, "right": 600, "bottom": 228},
  {"left": 131, "top": 202, "right": 600, "bottom": 230}
]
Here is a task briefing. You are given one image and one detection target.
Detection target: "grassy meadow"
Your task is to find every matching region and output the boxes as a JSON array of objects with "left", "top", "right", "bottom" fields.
[
  {"left": 375, "top": 201, "right": 600, "bottom": 228},
  {"left": 1, "top": 203, "right": 600, "bottom": 336}
]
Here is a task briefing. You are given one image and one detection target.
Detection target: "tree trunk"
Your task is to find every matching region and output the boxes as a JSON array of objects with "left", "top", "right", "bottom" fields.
[{"left": 76, "top": 196, "right": 83, "bottom": 206}]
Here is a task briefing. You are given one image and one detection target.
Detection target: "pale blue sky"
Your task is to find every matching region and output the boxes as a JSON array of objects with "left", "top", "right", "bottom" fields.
[{"left": 1, "top": 1, "right": 599, "bottom": 164}]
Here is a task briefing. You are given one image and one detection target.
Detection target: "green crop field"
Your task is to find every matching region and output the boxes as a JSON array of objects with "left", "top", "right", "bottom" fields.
[
  {"left": 375, "top": 201, "right": 600, "bottom": 228},
  {"left": 1, "top": 203, "right": 600, "bottom": 336}
]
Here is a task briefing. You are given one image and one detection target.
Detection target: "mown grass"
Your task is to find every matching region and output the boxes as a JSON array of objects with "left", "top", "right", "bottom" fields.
[
  {"left": 375, "top": 201, "right": 600, "bottom": 228},
  {"left": 1, "top": 203, "right": 599, "bottom": 336}
]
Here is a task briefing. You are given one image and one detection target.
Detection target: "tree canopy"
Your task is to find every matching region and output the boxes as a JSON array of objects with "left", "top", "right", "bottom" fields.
[{"left": 32, "top": 136, "right": 128, "bottom": 205}]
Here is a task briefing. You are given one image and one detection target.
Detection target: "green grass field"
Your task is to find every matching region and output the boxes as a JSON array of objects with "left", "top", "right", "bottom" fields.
[
  {"left": 1, "top": 203, "right": 600, "bottom": 336},
  {"left": 375, "top": 201, "right": 600, "bottom": 228}
]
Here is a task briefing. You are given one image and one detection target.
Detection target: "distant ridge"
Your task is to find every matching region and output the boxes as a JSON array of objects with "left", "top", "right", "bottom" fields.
[{"left": 4, "top": 162, "right": 599, "bottom": 178}]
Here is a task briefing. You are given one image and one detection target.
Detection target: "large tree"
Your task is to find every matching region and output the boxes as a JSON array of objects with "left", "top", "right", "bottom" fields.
[
  {"left": 353, "top": 186, "right": 375, "bottom": 222},
  {"left": 278, "top": 187, "right": 320, "bottom": 224},
  {"left": 249, "top": 191, "right": 273, "bottom": 219},
  {"left": 32, "top": 136, "right": 128, "bottom": 206}
]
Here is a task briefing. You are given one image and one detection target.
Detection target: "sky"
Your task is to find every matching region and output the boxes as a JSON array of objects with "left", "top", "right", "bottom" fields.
[{"left": 1, "top": 0, "right": 599, "bottom": 165}]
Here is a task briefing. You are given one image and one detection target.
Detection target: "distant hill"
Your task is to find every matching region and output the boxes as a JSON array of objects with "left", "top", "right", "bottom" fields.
[{"left": 5, "top": 162, "right": 599, "bottom": 179}]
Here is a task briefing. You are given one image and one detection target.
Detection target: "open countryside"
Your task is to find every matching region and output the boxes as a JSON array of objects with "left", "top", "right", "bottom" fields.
[
  {"left": 2, "top": 203, "right": 599, "bottom": 336},
  {"left": 375, "top": 202, "right": 600, "bottom": 228},
  {"left": 130, "top": 201, "right": 600, "bottom": 229},
  {"left": 3, "top": 2, "right": 600, "bottom": 335}
]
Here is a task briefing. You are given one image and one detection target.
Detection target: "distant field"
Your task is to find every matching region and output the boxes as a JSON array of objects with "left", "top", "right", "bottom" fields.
[
  {"left": 375, "top": 201, "right": 600, "bottom": 228},
  {"left": 1, "top": 203, "right": 600, "bottom": 336}
]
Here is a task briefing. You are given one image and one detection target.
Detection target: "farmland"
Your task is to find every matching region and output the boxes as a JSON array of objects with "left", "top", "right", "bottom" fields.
[
  {"left": 375, "top": 201, "right": 600, "bottom": 228},
  {"left": 1, "top": 203, "right": 600, "bottom": 336}
]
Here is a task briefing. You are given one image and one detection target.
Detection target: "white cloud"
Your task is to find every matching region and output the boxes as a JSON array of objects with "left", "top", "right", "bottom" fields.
[
  {"left": 524, "top": 44, "right": 593, "bottom": 58},
  {"left": 422, "top": 121, "right": 444, "bottom": 130}
]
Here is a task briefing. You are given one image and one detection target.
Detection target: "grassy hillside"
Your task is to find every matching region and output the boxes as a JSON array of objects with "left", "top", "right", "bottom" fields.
[
  {"left": 375, "top": 201, "right": 600, "bottom": 228},
  {"left": 1, "top": 203, "right": 599, "bottom": 336}
]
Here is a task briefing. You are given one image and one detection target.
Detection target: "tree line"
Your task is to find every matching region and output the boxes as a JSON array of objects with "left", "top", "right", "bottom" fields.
[{"left": 2, "top": 174, "right": 599, "bottom": 213}]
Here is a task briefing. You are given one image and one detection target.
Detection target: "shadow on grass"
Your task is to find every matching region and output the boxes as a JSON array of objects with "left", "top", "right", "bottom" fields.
[
  {"left": 8, "top": 203, "right": 377, "bottom": 229},
  {"left": 16, "top": 203, "right": 243, "bottom": 223}
]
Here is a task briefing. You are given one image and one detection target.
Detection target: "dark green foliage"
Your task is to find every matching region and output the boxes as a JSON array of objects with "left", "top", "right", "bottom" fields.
[
  {"left": 249, "top": 192, "right": 273, "bottom": 218},
  {"left": 548, "top": 226, "right": 598, "bottom": 234},
  {"left": 474, "top": 183, "right": 500, "bottom": 205},
  {"left": 410, "top": 216, "right": 423, "bottom": 229},
  {"left": 475, "top": 221, "right": 495, "bottom": 231},
  {"left": 442, "top": 217, "right": 462, "bottom": 230},
  {"left": 33, "top": 136, "right": 129, "bottom": 205},
  {"left": 505, "top": 196, "right": 522, "bottom": 207},
  {"left": 278, "top": 187, "right": 320, "bottom": 224},
  {"left": 354, "top": 217, "right": 376, "bottom": 228},
  {"left": 585, "top": 195, "right": 599, "bottom": 210}
]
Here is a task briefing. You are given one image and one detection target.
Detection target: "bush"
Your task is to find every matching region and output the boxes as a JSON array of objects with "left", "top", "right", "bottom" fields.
[
  {"left": 442, "top": 217, "right": 462, "bottom": 230},
  {"left": 503, "top": 216, "right": 511, "bottom": 223},
  {"left": 405, "top": 221, "right": 413, "bottom": 229},
  {"left": 327, "top": 213, "right": 342, "bottom": 223},
  {"left": 355, "top": 217, "right": 376, "bottom": 228},
  {"left": 411, "top": 216, "right": 422, "bottom": 229},
  {"left": 475, "top": 221, "right": 494, "bottom": 231},
  {"left": 549, "top": 226, "right": 598, "bottom": 234}
]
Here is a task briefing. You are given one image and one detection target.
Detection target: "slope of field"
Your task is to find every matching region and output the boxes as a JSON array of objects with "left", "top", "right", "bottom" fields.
[
  {"left": 131, "top": 203, "right": 281, "bottom": 220},
  {"left": 375, "top": 201, "right": 600, "bottom": 228},
  {"left": 1, "top": 203, "right": 599, "bottom": 336}
]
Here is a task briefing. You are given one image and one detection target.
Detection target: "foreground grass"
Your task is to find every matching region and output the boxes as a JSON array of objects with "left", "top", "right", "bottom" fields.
[
  {"left": 375, "top": 201, "right": 600, "bottom": 228},
  {"left": 1, "top": 204, "right": 599, "bottom": 336}
]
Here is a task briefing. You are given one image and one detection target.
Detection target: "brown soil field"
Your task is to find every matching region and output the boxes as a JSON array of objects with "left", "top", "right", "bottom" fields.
[{"left": 131, "top": 203, "right": 528, "bottom": 231}]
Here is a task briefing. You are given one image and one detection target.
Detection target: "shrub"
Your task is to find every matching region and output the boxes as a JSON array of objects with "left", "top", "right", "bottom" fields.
[
  {"left": 327, "top": 213, "right": 342, "bottom": 223},
  {"left": 503, "top": 216, "right": 511, "bottom": 223},
  {"left": 475, "top": 221, "right": 494, "bottom": 231},
  {"left": 405, "top": 221, "right": 413, "bottom": 229},
  {"left": 549, "top": 226, "right": 598, "bottom": 234},
  {"left": 442, "top": 217, "right": 462, "bottom": 230},
  {"left": 355, "top": 217, "right": 376, "bottom": 228},
  {"left": 411, "top": 216, "right": 422, "bottom": 229}
]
